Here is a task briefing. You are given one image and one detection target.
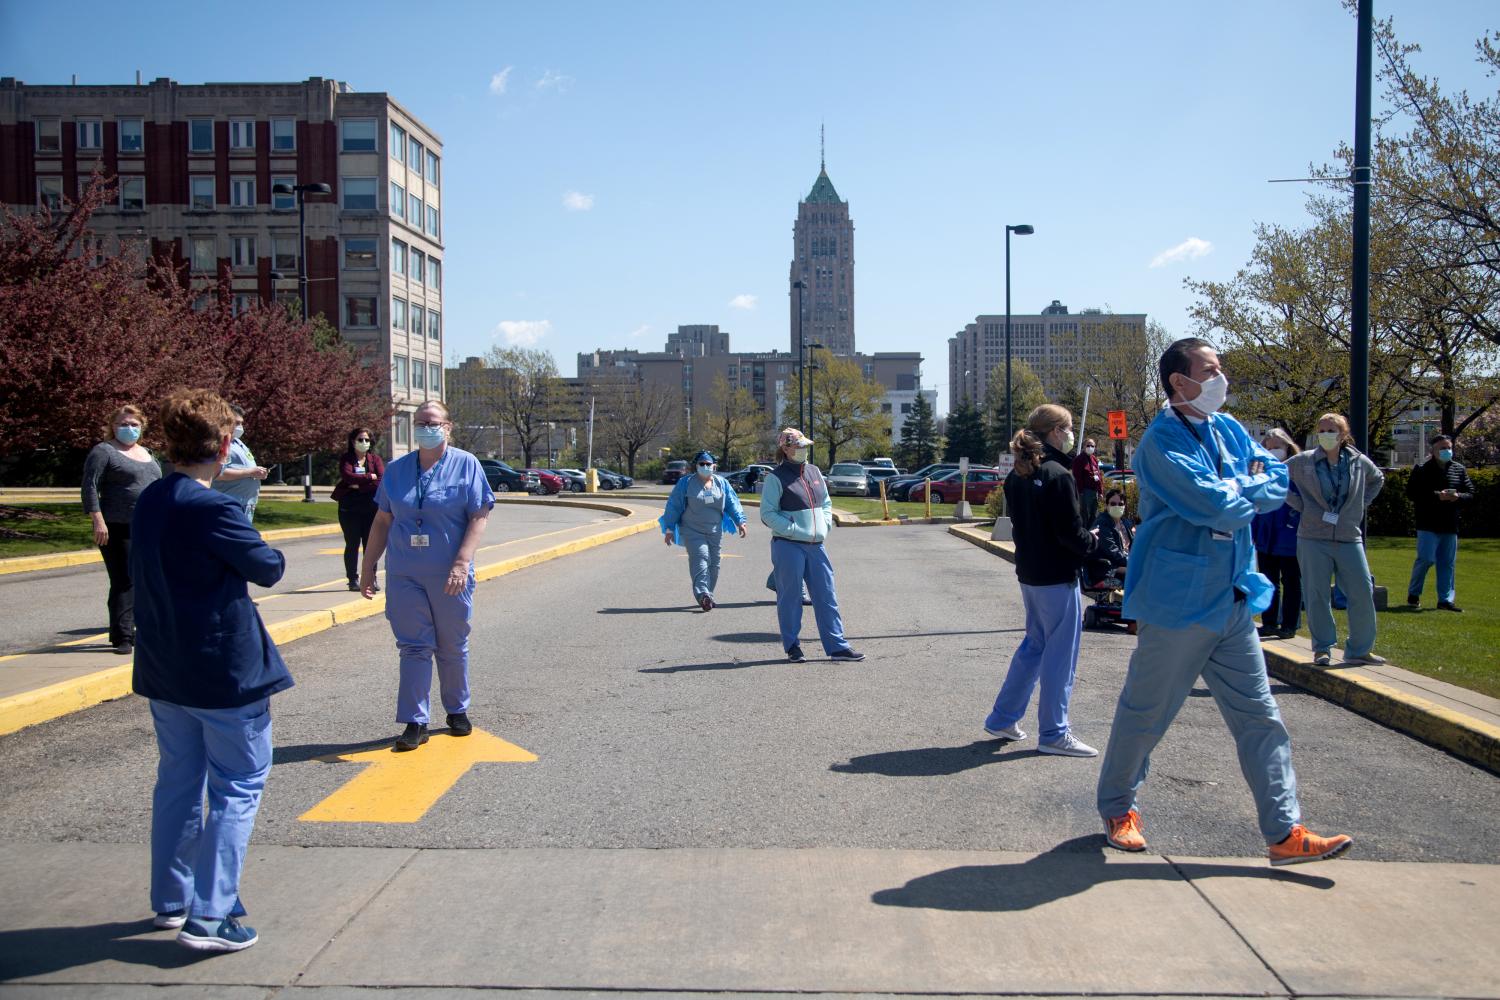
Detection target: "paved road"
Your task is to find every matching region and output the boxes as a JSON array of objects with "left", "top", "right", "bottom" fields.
[
  {"left": 1, "top": 523, "right": 1497, "bottom": 862},
  {"left": 0, "top": 501, "right": 613, "bottom": 656}
]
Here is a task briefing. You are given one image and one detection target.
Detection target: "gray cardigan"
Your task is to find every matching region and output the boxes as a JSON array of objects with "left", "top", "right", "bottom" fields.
[{"left": 1284, "top": 446, "right": 1384, "bottom": 543}]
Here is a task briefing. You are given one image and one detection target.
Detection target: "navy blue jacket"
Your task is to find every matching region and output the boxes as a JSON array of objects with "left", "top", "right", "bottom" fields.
[
  {"left": 1251, "top": 483, "right": 1302, "bottom": 558},
  {"left": 130, "top": 473, "right": 292, "bottom": 709}
]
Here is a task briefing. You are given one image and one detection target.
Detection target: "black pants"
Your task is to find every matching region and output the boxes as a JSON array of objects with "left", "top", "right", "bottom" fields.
[
  {"left": 99, "top": 521, "right": 134, "bottom": 646},
  {"left": 339, "top": 499, "right": 378, "bottom": 584},
  {"left": 1258, "top": 550, "right": 1302, "bottom": 632}
]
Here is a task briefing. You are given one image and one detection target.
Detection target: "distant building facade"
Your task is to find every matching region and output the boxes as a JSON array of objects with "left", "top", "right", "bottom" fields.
[
  {"left": 0, "top": 75, "right": 446, "bottom": 456},
  {"left": 789, "top": 160, "right": 855, "bottom": 358}
]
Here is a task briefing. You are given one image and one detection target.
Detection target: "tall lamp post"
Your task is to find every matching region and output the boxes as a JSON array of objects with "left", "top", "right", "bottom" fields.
[
  {"left": 805, "top": 341, "right": 824, "bottom": 464},
  {"left": 272, "top": 181, "right": 332, "bottom": 502},
  {"left": 1003, "top": 223, "right": 1034, "bottom": 447},
  {"left": 792, "top": 280, "right": 807, "bottom": 427}
]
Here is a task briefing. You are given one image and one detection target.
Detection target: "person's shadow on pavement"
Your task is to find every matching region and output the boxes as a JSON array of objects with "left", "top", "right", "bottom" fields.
[
  {"left": 872, "top": 835, "right": 1335, "bottom": 913},
  {"left": 0, "top": 919, "right": 211, "bottom": 980},
  {"left": 830, "top": 739, "right": 1037, "bottom": 777}
]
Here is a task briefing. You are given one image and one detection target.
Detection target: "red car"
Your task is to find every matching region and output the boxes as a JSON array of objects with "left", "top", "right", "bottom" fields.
[
  {"left": 524, "top": 469, "right": 564, "bottom": 495},
  {"left": 907, "top": 467, "right": 1002, "bottom": 505}
]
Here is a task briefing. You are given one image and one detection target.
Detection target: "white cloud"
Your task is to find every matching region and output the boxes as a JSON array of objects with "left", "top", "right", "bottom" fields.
[
  {"left": 562, "top": 191, "right": 594, "bottom": 211},
  {"left": 728, "top": 294, "right": 758, "bottom": 310},
  {"left": 1149, "top": 236, "right": 1214, "bottom": 269},
  {"left": 493, "top": 320, "right": 552, "bottom": 346},
  {"left": 488, "top": 67, "right": 513, "bottom": 96},
  {"left": 627, "top": 324, "right": 651, "bottom": 340},
  {"left": 535, "top": 70, "right": 574, "bottom": 92}
]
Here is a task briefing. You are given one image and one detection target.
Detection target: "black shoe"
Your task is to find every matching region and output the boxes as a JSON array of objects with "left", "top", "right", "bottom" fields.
[
  {"left": 801, "top": 596, "right": 813, "bottom": 606},
  {"left": 1437, "top": 600, "right": 1463, "bottom": 613},
  {"left": 113, "top": 641, "right": 133, "bottom": 656},
  {"left": 446, "top": 713, "right": 472, "bottom": 736},
  {"left": 1277, "top": 628, "right": 1298, "bottom": 640},
  {"left": 348, "top": 581, "right": 359, "bottom": 591},
  {"left": 394, "top": 723, "right": 428, "bottom": 751},
  {"left": 830, "top": 648, "right": 865, "bottom": 662},
  {"left": 786, "top": 645, "right": 805, "bottom": 662},
  {"left": 1407, "top": 593, "right": 1420, "bottom": 608},
  {"left": 1256, "top": 625, "right": 1275, "bottom": 638}
]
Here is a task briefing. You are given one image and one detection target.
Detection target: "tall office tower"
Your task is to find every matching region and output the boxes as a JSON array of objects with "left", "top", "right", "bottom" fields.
[{"left": 789, "top": 143, "right": 855, "bottom": 358}]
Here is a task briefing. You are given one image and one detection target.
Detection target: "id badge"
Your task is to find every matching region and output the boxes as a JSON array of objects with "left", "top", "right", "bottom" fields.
[
  {"left": 701, "top": 494, "right": 715, "bottom": 505},
  {"left": 1211, "top": 530, "right": 1233, "bottom": 542},
  {"left": 411, "top": 533, "right": 430, "bottom": 548},
  {"left": 1322, "top": 511, "right": 1340, "bottom": 525}
]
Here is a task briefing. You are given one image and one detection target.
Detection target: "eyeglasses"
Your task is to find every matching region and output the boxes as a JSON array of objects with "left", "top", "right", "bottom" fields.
[
  {"left": 355, "top": 437, "right": 372, "bottom": 443},
  {"left": 414, "top": 421, "right": 446, "bottom": 428}
]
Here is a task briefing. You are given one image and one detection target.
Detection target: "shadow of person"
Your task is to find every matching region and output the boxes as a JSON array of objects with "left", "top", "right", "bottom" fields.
[
  {"left": 272, "top": 736, "right": 394, "bottom": 765},
  {"left": 831, "top": 739, "right": 1036, "bottom": 777},
  {"left": 872, "top": 835, "right": 1335, "bottom": 913},
  {"left": 0, "top": 920, "right": 209, "bottom": 980},
  {"left": 711, "top": 632, "right": 783, "bottom": 644},
  {"left": 597, "top": 606, "right": 697, "bottom": 615},
  {"left": 640, "top": 657, "right": 789, "bottom": 674}
]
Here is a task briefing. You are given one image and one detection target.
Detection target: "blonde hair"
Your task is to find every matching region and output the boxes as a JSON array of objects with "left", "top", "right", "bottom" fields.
[
  {"left": 416, "top": 400, "right": 450, "bottom": 421},
  {"left": 1316, "top": 413, "right": 1354, "bottom": 450},
  {"left": 157, "top": 389, "right": 235, "bottom": 465},
  {"left": 1010, "top": 404, "right": 1072, "bottom": 475},
  {"left": 105, "top": 404, "right": 146, "bottom": 439},
  {"left": 1263, "top": 427, "right": 1301, "bottom": 456}
]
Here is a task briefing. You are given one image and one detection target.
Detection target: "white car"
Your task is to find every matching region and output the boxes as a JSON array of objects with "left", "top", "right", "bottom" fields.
[{"left": 826, "top": 463, "right": 870, "bottom": 497}]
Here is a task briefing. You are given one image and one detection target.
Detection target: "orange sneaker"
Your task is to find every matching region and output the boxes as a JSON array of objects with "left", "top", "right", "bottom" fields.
[
  {"left": 1268, "top": 824, "right": 1353, "bottom": 867},
  {"left": 1105, "top": 809, "right": 1147, "bottom": 852}
]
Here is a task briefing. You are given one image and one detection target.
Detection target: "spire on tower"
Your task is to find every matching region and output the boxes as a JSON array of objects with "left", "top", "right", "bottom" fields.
[{"left": 820, "top": 122, "right": 825, "bottom": 172}]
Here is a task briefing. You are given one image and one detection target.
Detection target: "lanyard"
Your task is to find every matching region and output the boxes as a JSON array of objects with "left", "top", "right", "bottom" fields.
[
  {"left": 415, "top": 451, "right": 447, "bottom": 511},
  {"left": 1173, "top": 407, "right": 1223, "bottom": 478}
]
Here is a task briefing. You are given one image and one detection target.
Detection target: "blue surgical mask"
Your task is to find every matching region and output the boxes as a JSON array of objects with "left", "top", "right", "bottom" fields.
[
  {"left": 115, "top": 425, "right": 141, "bottom": 445},
  {"left": 414, "top": 424, "right": 447, "bottom": 449},
  {"left": 1438, "top": 449, "right": 1453, "bottom": 463},
  {"left": 697, "top": 464, "right": 713, "bottom": 478}
]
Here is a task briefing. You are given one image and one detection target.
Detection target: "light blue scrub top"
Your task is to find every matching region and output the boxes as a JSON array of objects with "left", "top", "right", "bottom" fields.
[
  {"left": 213, "top": 438, "right": 260, "bottom": 506},
  {"left": 376, "top": 446, "right": 495, "bottom": 578}
]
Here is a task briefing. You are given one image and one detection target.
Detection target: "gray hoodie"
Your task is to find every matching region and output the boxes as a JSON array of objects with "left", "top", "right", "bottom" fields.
[{"left": 1285, "top": 446, "right": 1384, "bottom": 543}]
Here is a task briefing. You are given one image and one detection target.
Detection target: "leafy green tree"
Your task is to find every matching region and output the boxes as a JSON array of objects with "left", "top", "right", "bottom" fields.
[
  {"left": 943, "top": 398, "right": 987, "bottom": 464},
  {"left": 698, "top": 375, "right": 766, "bottom": 470},
  {"left": 983, "top": 358, "right": 1048, "bottom": 458},
  {"left": 896, "top": 391, "right": 939, "bottom": 469},
  {"left": 807, "top": 349, "right": 887, "bottom": 466}
]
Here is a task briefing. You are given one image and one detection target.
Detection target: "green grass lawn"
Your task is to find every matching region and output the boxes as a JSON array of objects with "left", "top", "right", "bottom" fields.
[
  {"left": 0, "top": 501, "right": 339, "bottom": 559},
  {"left": 831, "top": 497, "right": 967, "bottom": 519},
  {"left": 1288, "top": 536, "right": 1500, "bottom": 699}
]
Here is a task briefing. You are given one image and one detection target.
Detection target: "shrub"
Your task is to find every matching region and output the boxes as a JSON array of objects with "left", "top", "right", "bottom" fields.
[{"left": 1368, "top": 465, "right": 1500, "bottom": 537}]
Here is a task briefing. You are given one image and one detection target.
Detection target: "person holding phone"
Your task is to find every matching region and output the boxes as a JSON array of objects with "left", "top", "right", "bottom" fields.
[{"left": 1405, "top": 435, "right": 1473, "bottom": 612}]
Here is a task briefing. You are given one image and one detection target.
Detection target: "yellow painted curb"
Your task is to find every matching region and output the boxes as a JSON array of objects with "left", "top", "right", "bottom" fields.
[
  {"left": 947, "top": 523, "right": 1017, "bottom": 562},
  {"left": 0, "top": 665, "right": 135, "bottom": 737},
  {"left": 0, "top": 549, "right": 104, "bottom": 576},
  {"left": 260, "top": 523, "right": 342, "bottom": 542}
]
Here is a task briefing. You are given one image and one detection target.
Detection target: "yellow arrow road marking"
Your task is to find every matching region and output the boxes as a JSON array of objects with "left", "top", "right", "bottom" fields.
[{"left": 299, "top": 727, "right": 537, "bottom": 823}]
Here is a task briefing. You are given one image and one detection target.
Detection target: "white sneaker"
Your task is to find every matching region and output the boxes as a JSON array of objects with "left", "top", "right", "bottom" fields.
[
  {"left": 1038, "top": 733, "right": 1099, "bottom": 757},
  {"left": 984, "top": 723, "right": 1026, "bottom": 741}
]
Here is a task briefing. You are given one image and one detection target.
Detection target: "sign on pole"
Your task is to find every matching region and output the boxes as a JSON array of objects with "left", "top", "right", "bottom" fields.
[{"left": 1107, "top": 410, "right": 1128, "bottom": 440}]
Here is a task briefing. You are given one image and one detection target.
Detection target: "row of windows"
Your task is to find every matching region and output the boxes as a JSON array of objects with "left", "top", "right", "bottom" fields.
[
  {"left": 343, "top": 296, "right": 442, "bottom": 337},
  {"left": 389, "top": 182, "right": 440, "bottom": 237},
  {"left": 391, "top": 298, "right": 442, "bottom": 339},
  {"left": 37, "top": 172, "right": 440, "bottom": 223},
  {"left": 183, "top": 235, "right": 440, "bottom": 288},
  {"left": 390, "top": 239, "right": 441, "bottom": 289},
  {"left": 392, "top": 357, "right": 444, "bottom": 394},
  {"left": 388, "top": 123, "right": 440, "bottom": 186}
]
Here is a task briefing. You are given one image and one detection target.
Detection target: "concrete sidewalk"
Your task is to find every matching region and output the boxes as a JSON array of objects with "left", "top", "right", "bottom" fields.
[
  {"left": 1, "top": 842, "right": 1495, "bottom": 997},
  {"left": 0, "top": 498, "right": 655, "bottom": 736},
  {"left": 947, "top": 523, "right": 1500, "bottom": 776}
]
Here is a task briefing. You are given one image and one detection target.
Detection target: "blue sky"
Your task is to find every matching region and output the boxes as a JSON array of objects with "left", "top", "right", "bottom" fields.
[{"left": 3, "top": 0, "right": 1494, "bottom": 412}]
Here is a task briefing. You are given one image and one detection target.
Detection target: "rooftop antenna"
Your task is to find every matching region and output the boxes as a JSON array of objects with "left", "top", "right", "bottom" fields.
[{"left": 820, "top": 121, "right": 825, "bottom": 171}]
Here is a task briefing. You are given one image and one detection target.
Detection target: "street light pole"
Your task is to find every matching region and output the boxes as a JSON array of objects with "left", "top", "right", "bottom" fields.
[
  {"left": 793, "top": 280, "right": 807, "bottom": 428},
  {"left": 1003, "top": 223, "right": 1034, "bottom": 447},
  {"left": 805, "top": 342, "right": 824, "bottom": 466},
  {"left": 272, "top": 180, "right": 332, "bottom": 501},
  {"left": 1351, "top": 0, "right": 1373, "bottom": 454}
]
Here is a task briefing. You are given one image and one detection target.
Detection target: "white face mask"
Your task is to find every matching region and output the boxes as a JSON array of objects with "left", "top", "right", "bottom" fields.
[
  {"left": 1084, "top": 446, "right": 1095, "bottom": 455},
  {"left": 1107, "top": 504, "right": 1126, "bottom": 520},
  {"left": 1267, "top": 447, "right": 1287, "bottom": 461},
  {"left": 1057, "top": 429, "right": 1076, "bottom": 453},
  {"left": 1182, "top": 371, "right": 1228, "bottom": 415},
  {"left": 232, "top": 423, "right": 245, "bottom": 441},
  {"left": 1317, "top": 431, "right": 1341, "bottom": 451},
  {"left": 790, "top": 447, "right": 810, "bottom": 464}
]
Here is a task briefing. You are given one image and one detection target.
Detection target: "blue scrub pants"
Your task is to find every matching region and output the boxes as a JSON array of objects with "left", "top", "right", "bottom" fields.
[
  {"left": 985, "top": 582, "right": 1083, "bottom": 745},
  {"left": 1096, "top": 602, "right": 1301, "bottom": 843},
  {"left": 1298, "top": 538, "right": 1377, "bottom": 658},
  {"left": 387, "top": 573, "right": 473, "bottom": 724},
  {"left": 1408, "top": 531, "right": 1457, "bottom": 604},
  {"left": 149, "top": 698, "right": 270, "bottom": 920},
  {"left": 772, "top": 538, "right": 850, "bottom": 655},
  {"left": 682, "top": 527, "right": 722, "bottom": 600}
]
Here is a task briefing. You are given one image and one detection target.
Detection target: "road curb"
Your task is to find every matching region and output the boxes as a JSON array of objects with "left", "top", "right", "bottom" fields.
[
  {"left": 947, "top": 524, "right": 1500, "bottom": 775},
  {"left": 948, "top": 522, "right": 1017, "bottom": 560},
  {"left": 0, "top": 504, "right": 654, "bottom": 737}
]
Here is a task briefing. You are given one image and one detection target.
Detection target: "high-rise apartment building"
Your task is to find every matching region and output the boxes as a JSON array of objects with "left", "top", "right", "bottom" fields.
[
  {"left": 0, "top": 75, "right": 444, "bottom": 456},
  {"left": 789, "top": 156, "right": 855, "bottom": 358},
  {"left": 948, "top": 301, "right": 1147, "bottom": 408}
]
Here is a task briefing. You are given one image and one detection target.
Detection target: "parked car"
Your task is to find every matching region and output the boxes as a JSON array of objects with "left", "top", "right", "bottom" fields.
[
  {"left": 525, "top": 469, "right": 565, "bottom": 495},
  {"left": 858, "top": 457, "right": 897, "bottom": 470},
  {"left": 548, "top": 468, "right": 587, "bottom": 493},
  {"left": 864, "top": 467, "right": 903, "bottom": 497},
  {"left": 884, "top": 463, "right": 963, "bottom": 500},
  {"left": 1103, "top": 469, "right": 1136, "bottom": 486},
  {"left": 595, "top": 468, "right": 634, "bottom": 489},
  {"left": 723, "top": 464, "right": 774, "bottom": 493},
  {"left": 478, "top": 459, "right": 538, "bottom": 494},
  {"left": 907, "top": 467, "right": 1002, "bottom": 505},
  {"left": 660, "top": 460, "right": 689, "bottom": 485},
  {"left": 826, "top": 463, "right": 870, "bottom": 497}
]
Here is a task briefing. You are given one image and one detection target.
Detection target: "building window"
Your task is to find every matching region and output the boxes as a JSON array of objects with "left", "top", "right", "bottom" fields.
[
  {"left": 118, "top": 118, "right": 144, "bottom": 153},
  {"left": 426, "top": 150, "right": 439, "bottom": 186},
  {"left": 346, "top": 296, "right": 377, "bottom": 328},
  {"left": 409, "top": 249, "right": 424, "bottom": 286},
  {"left": 426, "top": 205, "right": 439, "bottom": 238},
  {"left": 881, "top": 403, "right": 892, "bottom": 414},
  {"left": 76, "top": 119, "right": 103, "bottom": 150},
  {"left": 190, "top": 176, "right": 214, "bottom": 211},
  {"left": 229, "top": 119, "right": 255, "bottom": 149},
  {"left": 340, "top": 118, "right": 377, "bottom": 152},
  {"left": 391, "top": 238, "right": 407, "bottom": 276},
  {"left": 411, "top": 360, "right": 426, "bottom": 390},
  {"left": 410, "top": 305, "right": 424, "bottom": 339},
  {"left": 119, "top": 176, "right": 145, "bottom": 211},
  {"left": 392, "top": 297, "right": 407, "bottom": 332},
  {"left": 272, "top": 236, "right": 298, "bottom": 272},
  {"left": 189, "top": 119, "right": 213, "bottom": 153},
  {"left": 427, "top": 309, "right": 440, "bottom": 340},
  {"left": 395, "top": 412, "right": 410, "bottom": 446},
  {"left": 231, "top": 236, "right": 256, "bottom": 270},
  {"left": 191, "top": 237, "right": 216, "bottom": 273},
  {"left": 408, "top": 193, "right": 422, "bottom": 225},
  {"left": 38, "top": 176, "right": 63, "bottom": 212},
  {"left": 390, "top": 123, "right": 406, "bottom": 162},
  {"left": 393, "top": 355, "right": 408, "bottom": 387},
  {"left": 342, "top": 177, "right": 377, "bottom": 211},
  {"left": 275, "top": 288, "right": 300, "bottom": 313},
  {"left": 271, "top": 175, "right": 296, "bottom": 211},
  {"left": 409, "top": 138, "right": 423, "bottom": 173},
  {"left": 429, "top": 363, "right": 441, "bottom": 393},
  {"left": 390, "top": 182, "right": 404, "bottom": 219},
  {"left": 230, "top": 177, "right": 255, "bottom": 208},
  {"left": 232, "top": 293, "right": 254, "bottom": 316},
  {"left": 900, "top": 403, "right": 912, "bottom": 415},
  {"left": 427, "top": 256, "right": 440, "bottom": 289},
  {"left": 343, "top": 237, "right": 378, "bottom": 269},
  {"left": 36, "top": 119, "right": 60, "bottom": 152},
  {"left": 271, "top": 117, "right": 296, "bottom": 151}
]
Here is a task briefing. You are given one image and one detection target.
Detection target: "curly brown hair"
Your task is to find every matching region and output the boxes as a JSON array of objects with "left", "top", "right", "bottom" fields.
[{"left": 156, "top": 389, "right": 236, "bottom": 465}]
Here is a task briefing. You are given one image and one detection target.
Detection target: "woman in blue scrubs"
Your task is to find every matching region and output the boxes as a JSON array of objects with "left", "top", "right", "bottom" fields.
[
  {"left": 659, "top": 449, "right": 748, "bottom": 610},
  {"left": 361, "top": 401, "right": 495, "bottom": 751}
]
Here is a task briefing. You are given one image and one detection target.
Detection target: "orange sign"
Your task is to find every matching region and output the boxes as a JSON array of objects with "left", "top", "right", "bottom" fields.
[{"left": 1107, "top": 410, "right": 1128, "bottom": 440}]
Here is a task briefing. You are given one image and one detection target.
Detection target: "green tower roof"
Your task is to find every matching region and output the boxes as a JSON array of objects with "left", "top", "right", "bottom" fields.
[{"left": 804, "top": 168, "right": 844, "bottom": 204}]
